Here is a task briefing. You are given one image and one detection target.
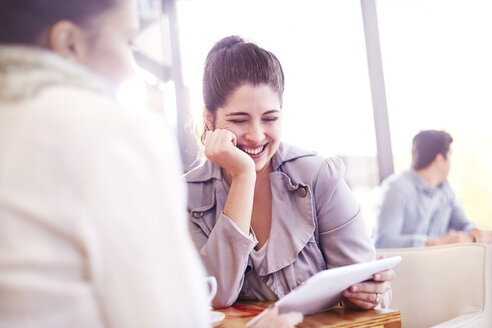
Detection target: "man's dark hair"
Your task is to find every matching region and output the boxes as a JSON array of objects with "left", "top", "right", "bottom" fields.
[{"left": 412, "top": 130, "right": 453, "bottom": 170}]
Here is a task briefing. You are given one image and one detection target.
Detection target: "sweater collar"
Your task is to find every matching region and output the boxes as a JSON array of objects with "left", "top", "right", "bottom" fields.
[{"left": 0, "top": 45, "right": 114, "bottom": 102}]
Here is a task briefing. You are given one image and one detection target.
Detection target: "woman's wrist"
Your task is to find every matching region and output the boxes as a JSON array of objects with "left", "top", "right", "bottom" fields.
[{"left": 230, "top": 169, "right": 256, "bottom": 183}]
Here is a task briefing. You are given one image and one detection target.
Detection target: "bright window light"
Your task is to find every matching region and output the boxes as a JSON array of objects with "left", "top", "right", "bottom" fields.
[{"left": 377, "top": 0, "right": 492, "bottom": 228}]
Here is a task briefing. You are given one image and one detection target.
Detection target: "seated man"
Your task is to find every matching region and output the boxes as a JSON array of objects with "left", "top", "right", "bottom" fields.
[{"left": 375, "top": 130, "right": 492, "bottom": 248}]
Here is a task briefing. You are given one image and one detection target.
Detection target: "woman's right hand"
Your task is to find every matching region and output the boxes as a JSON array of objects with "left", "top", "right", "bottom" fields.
[{"left": 204, "top": 129, "right": 255, "bottom": 178}]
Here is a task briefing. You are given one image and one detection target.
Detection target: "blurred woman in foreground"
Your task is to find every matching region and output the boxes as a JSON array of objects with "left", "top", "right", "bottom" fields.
[{"left": 0, "top": 1, "right": 301, "bottom": 327}]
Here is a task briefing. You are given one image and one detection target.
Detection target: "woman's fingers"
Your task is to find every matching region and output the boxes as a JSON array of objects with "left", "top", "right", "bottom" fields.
[
  {"left": 204, "top": 129, "right": 234, "bottom": 153},
  {"left": 344, "top": 289, "right": 381, "bottom": 301},
  {"left": 373, "top": 269, "right": 395, "bottom": 282},
  {"left": 203, "top": 129, "right": 237, "bottom": 160},
  {"left": 203, "top": 128, "right": 255, "bottom": 176},
  {"left": 348, "top": 280, "right": 391, "bottom": 294},
  {"left": 344, "top": 297, "right": 379, "bottom": 310},
  {"left": 343, "top": 289, "right": 382, "bottom": 310},
  {"left": 343, "top": 277, "right": 392, "bottom": 310}
]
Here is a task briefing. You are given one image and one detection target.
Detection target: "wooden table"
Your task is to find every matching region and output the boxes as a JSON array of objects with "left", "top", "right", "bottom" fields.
[{"left": 214, "top": 300, "right": 401, "bottom": 328}]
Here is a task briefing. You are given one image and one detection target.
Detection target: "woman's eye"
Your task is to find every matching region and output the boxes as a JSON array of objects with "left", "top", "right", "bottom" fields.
[
  {"left": 263, "top": 117, "right": 278, "bottom": 122},
  {"left": 228, "top": 120, "right": 247, "bottom": 124}
]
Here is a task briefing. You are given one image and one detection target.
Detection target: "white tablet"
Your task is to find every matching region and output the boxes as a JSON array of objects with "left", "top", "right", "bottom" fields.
[{"left": 275, "top": 256, "right": 402, "bottom": 315}]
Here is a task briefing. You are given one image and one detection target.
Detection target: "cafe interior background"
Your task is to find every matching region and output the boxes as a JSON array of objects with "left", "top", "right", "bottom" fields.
[{"left": 121, "top": 0, "right": 492, "bottom": 234}]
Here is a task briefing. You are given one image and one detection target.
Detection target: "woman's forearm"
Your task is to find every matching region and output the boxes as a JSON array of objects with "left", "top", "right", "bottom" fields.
[{"left": 223, "top": 172, "right": 256, "bottom": 234}]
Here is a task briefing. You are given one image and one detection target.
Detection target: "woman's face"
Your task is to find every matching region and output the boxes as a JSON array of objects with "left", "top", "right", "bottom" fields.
[
  {"left": 77, "top": 0, "right": 139, "bottom": 86},
  {"left": 212, "top": 83, "right": 282, "bottom": 173}
]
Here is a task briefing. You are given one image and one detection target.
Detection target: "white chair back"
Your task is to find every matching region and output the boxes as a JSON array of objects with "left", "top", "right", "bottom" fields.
[{"left": 377, "top": 243, "right": 491, "bottom": 328}]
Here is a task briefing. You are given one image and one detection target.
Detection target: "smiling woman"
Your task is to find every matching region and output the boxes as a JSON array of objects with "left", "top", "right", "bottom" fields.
[{"left": 185, "top": 35, "right": 395, "bottom": 310}]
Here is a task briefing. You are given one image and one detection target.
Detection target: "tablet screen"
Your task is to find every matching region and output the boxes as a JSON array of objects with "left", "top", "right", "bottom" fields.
[{"left": 276, "top": 256, "right": 402, "bottom": 315}]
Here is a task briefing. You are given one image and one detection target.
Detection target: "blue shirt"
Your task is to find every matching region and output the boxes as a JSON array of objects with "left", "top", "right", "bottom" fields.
[{"left": 375, "top": 169, "right": 475, "bottom": 248}]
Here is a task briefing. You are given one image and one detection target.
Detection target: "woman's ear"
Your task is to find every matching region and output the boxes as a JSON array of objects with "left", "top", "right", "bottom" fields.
[
  {"left": 203, "top": 108, "right": 214, "bottom": 130},
  {"left": 48, "top": 20, "right": 87, "bottom": 61}
]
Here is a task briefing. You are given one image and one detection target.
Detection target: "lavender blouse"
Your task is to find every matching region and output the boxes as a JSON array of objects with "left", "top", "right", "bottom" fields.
[{"left": 185, "top": 143, "right": 375, "bottom": 308}]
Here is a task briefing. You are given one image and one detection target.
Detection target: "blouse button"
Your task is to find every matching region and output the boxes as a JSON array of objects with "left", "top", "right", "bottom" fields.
[
  {"left": 297, "top": 187, "right": 308, "bottom": 198},
  {"left": 192, "top": 211, "right": 203, "bottom": 218}
]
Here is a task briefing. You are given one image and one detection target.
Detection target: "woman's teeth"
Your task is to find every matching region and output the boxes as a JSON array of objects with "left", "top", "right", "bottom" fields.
[{"left": 242, "top": 145, "right": 264, "bottom": 155}]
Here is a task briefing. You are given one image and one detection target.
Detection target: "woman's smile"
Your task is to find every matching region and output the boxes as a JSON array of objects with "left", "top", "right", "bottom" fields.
[{"left": 238, "top": 143, "right": 268, "bottom": 158}]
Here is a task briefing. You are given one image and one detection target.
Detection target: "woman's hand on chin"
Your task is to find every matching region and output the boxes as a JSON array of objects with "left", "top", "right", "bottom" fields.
[{"left": 204, "top": 129, "right": 256, "bottom": 179}]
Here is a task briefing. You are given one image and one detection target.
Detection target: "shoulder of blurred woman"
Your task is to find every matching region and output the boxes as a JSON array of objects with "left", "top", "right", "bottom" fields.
[
  {"left": 0, "top": 45, "right": 172, "bottom": 153},
  {"left": 0, "top": 45, "right": 114, "bottom": 103}
]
